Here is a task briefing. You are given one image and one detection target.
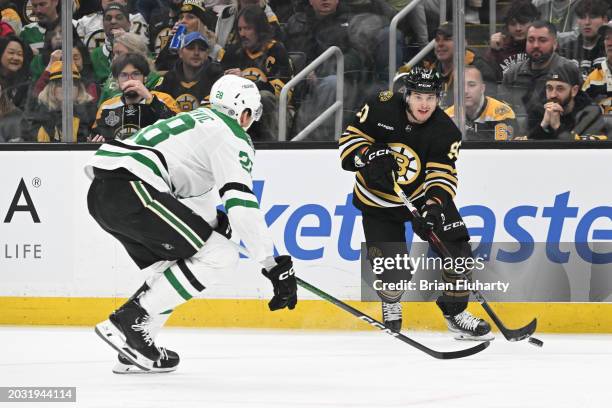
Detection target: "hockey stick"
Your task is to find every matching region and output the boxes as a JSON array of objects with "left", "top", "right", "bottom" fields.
[
  {"left": 223, "top": 234, "right": 490, "bottom": 359},
  {"left": 295, "top": 276, "right": 490, "bottom": 359},
  {"left": 392, "top": 181, "right": 538, "bottom": 342}
]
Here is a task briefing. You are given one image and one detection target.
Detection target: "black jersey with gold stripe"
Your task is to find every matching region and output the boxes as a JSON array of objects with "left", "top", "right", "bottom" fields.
[
  {"left": 221, "top": 40, "right": 293, "bottom": 97},
  {"left": 340, "top": 91, "right": 462, "bottom": 217},
  {"left": 445, "top": 96, "right": 517, "bottom": 141},
  {"left": 582, "top": 61, "right": 612, "bottom": 115}
]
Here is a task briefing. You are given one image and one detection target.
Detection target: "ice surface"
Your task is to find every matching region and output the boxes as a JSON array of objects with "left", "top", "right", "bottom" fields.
[{"left": 0, "top": 327, "right": 610, "bottom": 408}]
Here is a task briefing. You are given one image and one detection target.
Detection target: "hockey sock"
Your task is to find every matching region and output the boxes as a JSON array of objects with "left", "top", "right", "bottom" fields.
[
  {"left": 139, "top": 259, "right": 206, "bottom": 315},
  {"left": 436, "top": 270, "right": 470, "bottom": 316}
]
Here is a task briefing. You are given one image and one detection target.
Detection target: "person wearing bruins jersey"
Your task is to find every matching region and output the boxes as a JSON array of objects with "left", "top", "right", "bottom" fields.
[
  {"left": 444, "top": 66, "right": 518, "bottom": 140},
  {"left": 582, "top": 21, "right": 612, "bottom": 115},
  {"left": 221, "top": 5, "right": 292, "bottom": 140},
  {"left": 155, "top": 31, "right": 223, "bottom": 112},
  {"left": 91, "top": 53, "right": 180, "bottom": 141},
  {"left": 339, "top": 67, "right": 494, "bottom": 341}
]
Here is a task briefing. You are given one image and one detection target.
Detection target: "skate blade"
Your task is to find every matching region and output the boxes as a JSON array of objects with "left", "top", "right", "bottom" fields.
[
  {"left": 453, "top": 332, "right": 496, "bottom": 341},
  {"left": 95, "top": 320, "right": 154, "bottom": 371},
  {"left": 112, "top": 361, "right": 177, "bottom": 375}
]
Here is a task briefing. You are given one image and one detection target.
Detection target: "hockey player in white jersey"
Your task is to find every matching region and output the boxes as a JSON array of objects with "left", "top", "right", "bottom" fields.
[{"left": 85, "top": 75, "right": 297, "bottom": 373}]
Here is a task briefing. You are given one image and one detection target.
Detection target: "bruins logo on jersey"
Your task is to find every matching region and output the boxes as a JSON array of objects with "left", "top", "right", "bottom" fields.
[
  {"left": 241, "top": 67, "right": 268, "bottom": 83},
  {"left": 155, "top": 27, "right": 172, "bottom": 57},
  {"left": 176, "top": 93, "right": 199, "bottom": 112},
  {"left": 378, "top": 90, "right": 393, "bottom": 102},
  {"left": 114, "top": 124, "right": 140, "bottom": 140},
  {"left": 24, "top": 1, "right": 35, "bottom": 24},
  {"left": 388, "top": 142, "right": 421, "bottom": 185},
  {"left": 265, "top": 56, "right": 276, "bottom": 72},
  {"left": 86, "top": 29, "right": 106, "bottom": 52},
  {"left": 494, "top": 105, "right": 509, "bottom": 116}
]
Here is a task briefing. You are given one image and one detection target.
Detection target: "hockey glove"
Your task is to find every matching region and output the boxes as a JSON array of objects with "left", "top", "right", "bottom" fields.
[
  {"left": 213, "top": 209, "right": 232, "bottom": 239},
  {"left": 358, "top": 143, "right": 399, "bottom": 192},
  {"left": 261, "top": 255, "right": 297, "bottom": 311},
  {"left": 412, "top": 202, "right": 445, "bottom": 241}
]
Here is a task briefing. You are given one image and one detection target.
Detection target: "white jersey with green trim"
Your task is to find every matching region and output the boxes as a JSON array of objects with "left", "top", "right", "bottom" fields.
[{"left": 84, "top": 107, "right": 274, "bottom": 264}]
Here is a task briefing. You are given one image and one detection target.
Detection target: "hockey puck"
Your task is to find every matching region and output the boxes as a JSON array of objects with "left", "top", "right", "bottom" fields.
[{"left": 528, "top": 337, "right": 544, "bottom": 348}]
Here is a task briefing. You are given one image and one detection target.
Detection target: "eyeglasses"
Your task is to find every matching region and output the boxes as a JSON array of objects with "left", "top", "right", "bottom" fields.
[{"left": 118, "top": 71, "right": 143, "bottom": 81}]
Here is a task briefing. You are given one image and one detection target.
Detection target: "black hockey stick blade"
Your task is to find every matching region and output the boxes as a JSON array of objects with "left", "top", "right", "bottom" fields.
[
  {"left": 296, "top": 277, "right": 490, "bottom": 360},
  {"left": 476, "top": 297, "right": 538, "bottom": 341}
]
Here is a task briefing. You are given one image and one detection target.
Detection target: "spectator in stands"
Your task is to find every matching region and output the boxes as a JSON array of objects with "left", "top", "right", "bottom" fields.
[
  {"left": 501, "top": 20, "right": 578, "bottom": 118},
  {"left": 97, "top": 32, "right": 161, "bottom": 106},
  {"left": 155, "top": 0, "right": 220, "bottom": 71},
  {"left": 443, "top": 65, "right": 518, "bottom": 140},
  {"left": 90, "top": 2, "right": 132, "bottom": 83},
  {"left": 285, "top": 0, "right": 363, "bottom": 140},
  {"left": 0, "top": 35, "right": 31, "bottom": 109},
  {"left": 77, "top": 0, "right": 149, "bottom": 52},
  {"left": 528, "top": 65, "right": 606, "bottom": 139},
  {"left": 485, "top": 0, "right": 539, "bottom": 83},
  {"left": 558, "top": 0, "right": 608, "bottom": 79},
  {"left": 91, "top": 53, "right": 179, "bottom": 141},
  {"left": 147, "top": 0, "right": 183, "bottom": 58},
  {"left": 221, "top": 6, "right": 291, "bottom": 140},
  {"left": 532, "top": 0, "right": 583, "bottom": 34},
  {"left": 20, "top": 0, "right": 59, "bottom": 54},
  {"left": 32, "top": 34, "right": 98, "bottom": 101},
  {"left": 425, "top": 22, "right": 497, "bottom": 109},
  {"left": 1, "top": 1, "right": 21, "bottom": 35},
  {"left": 30, "top": 61, "right": 96, "bottom": 142},
  {"left": 0, "top": 83, "right": 25, "bottom": 142},
  {"left": 215, "top": 0, "right": 282, "bottom": 50},
  {"left": 582, "top": 21, "right": 612, "bottom": 114},
  {"left": 156, "top": 31, "right": 222, "bottom": 111}
]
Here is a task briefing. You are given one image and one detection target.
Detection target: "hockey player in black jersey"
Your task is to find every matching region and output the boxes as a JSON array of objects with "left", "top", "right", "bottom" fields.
[{"left": 339, "top": 67, "right": 494, "bottom": 341}]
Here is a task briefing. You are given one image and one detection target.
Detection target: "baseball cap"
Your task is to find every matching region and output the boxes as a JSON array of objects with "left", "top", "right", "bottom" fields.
[
  {"left": 546, "top": 64, "right": 581, "bottom": 87},
  {"left": 434, "top": 22, "right": 453, "bottom": 38},
  {"left": 103, "top": 2, "right": 129, "bottom": 19},
  {"left": 182, "top": 31, "right": 209, "bottom": 49},
  {"left": 181, "top": 0, "right": 207, "bottom": 21},
  {"left": 599, "top": 21, "right": 612, "bottom": 36}
]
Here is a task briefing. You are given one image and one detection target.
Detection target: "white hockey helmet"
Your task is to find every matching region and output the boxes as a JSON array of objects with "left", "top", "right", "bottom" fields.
[{"left": 210, "top": 75, "right": 263, "bottom": 129}]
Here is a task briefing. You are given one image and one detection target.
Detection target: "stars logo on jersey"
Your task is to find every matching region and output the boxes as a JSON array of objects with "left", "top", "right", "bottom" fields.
[
  {"left": 105, "top": 111, "right": 120, "bottom": 127},
  {"left": 378, "top": 90, "right": 393, "bottom": 102},
  {"left": 388, "top": 142, "right": 421, "bottom": 184}
]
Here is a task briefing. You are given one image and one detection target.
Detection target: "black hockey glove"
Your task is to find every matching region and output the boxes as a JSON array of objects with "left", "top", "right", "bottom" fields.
[
  {"left": 412, "top": 202, "right": 445, "bottom": 241},
  {"left": 213, "top": 209, "right": 232, "bottom": 239},
  {"left": 358, "top": 143, "right": 399, "bottom": 192},
  {"left": 261, "top": 255, "right": 297, "bottom": 311}
]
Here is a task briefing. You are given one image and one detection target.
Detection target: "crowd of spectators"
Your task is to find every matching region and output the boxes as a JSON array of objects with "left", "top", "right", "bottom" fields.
[{"left": 0, "top": 0, "right": 610, "bottom": 143}]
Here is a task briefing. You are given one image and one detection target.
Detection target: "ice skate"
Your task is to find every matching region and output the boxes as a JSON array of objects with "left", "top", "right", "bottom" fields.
[
  {"left": 382, "top": 302, "right": 402, "bottom": 332},
  {"left": 445, "top": 310, "right": 495, "bottom": 341},
  {"left": 112, "top": 347, "right": 179, "bottom": 374},
  {"left": 95, "top": 299, "right": 161, "bottom": 371}
]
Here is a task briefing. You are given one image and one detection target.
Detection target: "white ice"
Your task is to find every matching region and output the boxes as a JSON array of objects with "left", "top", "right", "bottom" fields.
[{"left": 0, "top": 327, "right": 610, "bottom": 408}]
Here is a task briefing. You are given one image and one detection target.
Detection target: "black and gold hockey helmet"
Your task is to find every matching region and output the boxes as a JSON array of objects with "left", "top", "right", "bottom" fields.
[{"left": 393, "top": 67, "right": 442, "bottom": 97}]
